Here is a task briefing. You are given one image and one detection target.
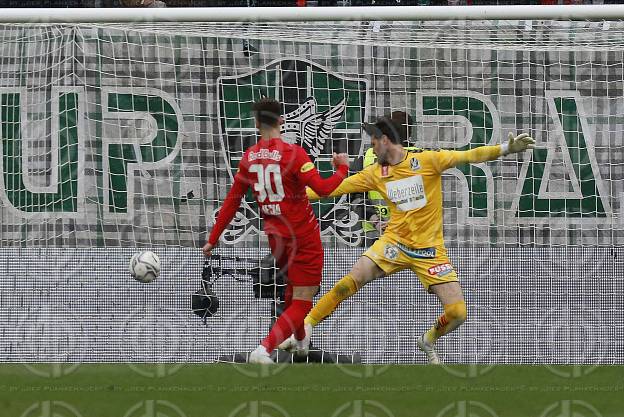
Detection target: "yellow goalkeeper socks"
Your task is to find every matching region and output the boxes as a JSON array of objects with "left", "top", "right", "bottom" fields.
[
  {"left": 424, "top": 301, "right": 467, "bottom": 344},
  {"left": 304, "top": 274, "right": 359, "bottom": 327}
]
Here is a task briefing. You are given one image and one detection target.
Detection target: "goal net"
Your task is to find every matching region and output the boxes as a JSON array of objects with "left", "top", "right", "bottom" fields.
[{"left": 1, "top": 15, "right": 622, "bottom": 366}]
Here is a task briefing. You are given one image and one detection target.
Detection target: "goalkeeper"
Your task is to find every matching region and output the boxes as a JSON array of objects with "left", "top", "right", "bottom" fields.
[
  {"left": 361, "top": 110, "right": 414, "bottom": 240},
  {"left": 281, "top": 116, "right": 535, "bottom": 364}
]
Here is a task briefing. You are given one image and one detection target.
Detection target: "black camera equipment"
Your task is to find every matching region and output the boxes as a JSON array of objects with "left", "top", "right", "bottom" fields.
[
  {"left": 191, "top": 253, "right": 286, "bottom": 322},
  {"left": 192, "top": 252, "right": 360, "bottom": 364}
]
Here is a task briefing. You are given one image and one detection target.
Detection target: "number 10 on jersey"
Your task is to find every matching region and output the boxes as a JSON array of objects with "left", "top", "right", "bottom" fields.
[{"left": 249, "top": 164, "right": 285, "bottom": 215}]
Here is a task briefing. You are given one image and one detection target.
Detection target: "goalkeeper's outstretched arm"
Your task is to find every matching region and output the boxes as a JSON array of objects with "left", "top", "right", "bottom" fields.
[
  {"left": 435, "top": 132, "right": 535, "bottom": 172},
  {"left": 306, "top": 169, "right": 373, "bottom": 201}
]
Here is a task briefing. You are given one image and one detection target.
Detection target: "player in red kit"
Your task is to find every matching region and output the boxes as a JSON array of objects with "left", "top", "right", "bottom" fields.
[{"left": 203, "top": 97, "right": 349, "bottom": 364}]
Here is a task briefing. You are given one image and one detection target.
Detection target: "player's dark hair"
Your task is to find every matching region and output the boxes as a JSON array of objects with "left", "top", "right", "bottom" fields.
[
  {"left": 252, "top": 98, "right": 282, "bottom": 128},
  {"left": 363, "top": 117, "right": 403, "bottom": 144}
]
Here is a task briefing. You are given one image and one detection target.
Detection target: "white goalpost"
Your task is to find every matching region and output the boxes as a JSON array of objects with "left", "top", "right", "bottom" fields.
[{"left": 0, "top": 6, "right": 622, "bottom": 365}]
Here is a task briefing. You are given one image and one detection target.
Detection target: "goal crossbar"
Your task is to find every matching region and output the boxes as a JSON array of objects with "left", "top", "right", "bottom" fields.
[{"left": 2, "top": 5, "right": 624, "bottom": 24}]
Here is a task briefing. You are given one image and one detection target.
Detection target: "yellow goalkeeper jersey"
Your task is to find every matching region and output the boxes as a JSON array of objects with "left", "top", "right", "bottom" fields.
[{"left": 309, "top": 145, "right": 502, "bottom": 249}]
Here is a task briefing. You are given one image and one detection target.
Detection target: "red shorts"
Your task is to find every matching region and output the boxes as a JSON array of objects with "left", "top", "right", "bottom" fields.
[{"left": 268, "top": 232, "right": 323, "bottom": 286}]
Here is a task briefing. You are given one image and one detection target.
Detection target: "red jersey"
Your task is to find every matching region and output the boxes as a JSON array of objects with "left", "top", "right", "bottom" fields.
[{"left": 208, "top": 137, "right": 348, "bottom": 245}]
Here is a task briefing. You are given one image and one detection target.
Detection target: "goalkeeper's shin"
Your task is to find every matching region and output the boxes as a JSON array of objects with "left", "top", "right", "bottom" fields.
[
  {"left": 304, "top": 274, "right": 358, "bottom": 327},
  {"left": 424, "top": 301, "right": 467, "bottom": 344}
]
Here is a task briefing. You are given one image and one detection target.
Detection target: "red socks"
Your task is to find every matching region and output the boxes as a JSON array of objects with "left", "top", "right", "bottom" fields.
[
  {"left": 294, "top": 322, "right": 307, "bottom": 341},
  {"left": 261, "top": 299, "right": 312, "bottom": 353},
  {"left": 282, "top": 285, "right": 307, "bottom": 340}
]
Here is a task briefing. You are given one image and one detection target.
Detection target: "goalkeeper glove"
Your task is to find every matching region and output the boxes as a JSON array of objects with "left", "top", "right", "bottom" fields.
[{"left": 501, "top": 132, "right": 535, "bottom": 155}]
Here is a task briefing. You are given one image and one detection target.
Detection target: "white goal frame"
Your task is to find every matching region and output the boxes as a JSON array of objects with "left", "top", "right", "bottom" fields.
[{"left": 1, "top": 5, "right": 624, "bottom": 23}]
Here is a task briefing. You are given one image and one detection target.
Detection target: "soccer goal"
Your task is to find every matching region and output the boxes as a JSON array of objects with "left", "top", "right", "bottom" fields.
[{"left": 0, "top": 5, "right": 622, "bottom": 365}]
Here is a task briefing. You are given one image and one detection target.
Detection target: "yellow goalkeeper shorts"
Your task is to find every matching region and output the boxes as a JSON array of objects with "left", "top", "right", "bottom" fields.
[{"left": 363, "top": 236, "right": 458, "bottom": 292}]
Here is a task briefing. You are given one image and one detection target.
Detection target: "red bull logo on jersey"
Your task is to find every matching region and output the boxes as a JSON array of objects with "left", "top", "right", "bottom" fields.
[{"left": 248, "top": 149, "right": 282, "bottom": 162}]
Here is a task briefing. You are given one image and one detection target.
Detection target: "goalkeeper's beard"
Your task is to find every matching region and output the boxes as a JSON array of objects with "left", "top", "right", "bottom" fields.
[{"left": 376, "top": 151, "right": 390, "bottom": 166}]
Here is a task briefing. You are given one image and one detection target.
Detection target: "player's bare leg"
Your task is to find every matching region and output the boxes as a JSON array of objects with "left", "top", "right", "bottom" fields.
[
  {"left": 306, "top": 255, "right": 384, "bottom": 326},
  {"left": 417, "top": 282, "right": 467, "bottom": 364},
  {"left": 251, "top": 285, "right": 318, "bottom": 364}
]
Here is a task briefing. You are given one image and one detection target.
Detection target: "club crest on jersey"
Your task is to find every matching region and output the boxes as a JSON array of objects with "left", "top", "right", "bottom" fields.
[
  {"left": 410, "top": 157, "right": 420, "bottom": 171},
  {"left": 384, "top": 244, "right": 399, "bottom": 260},
  {"left": 216, "top": 58, "right": 369, "bottom": 245},
  {"left": 427, "top": 263, "right": 454, "bottom": 277},
  {"left": 381, "top": 165, "right": 390, "bottom": 178}
]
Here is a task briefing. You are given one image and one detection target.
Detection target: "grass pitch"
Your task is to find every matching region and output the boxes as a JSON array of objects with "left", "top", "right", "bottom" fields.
[{"left": 0, "top": 364, "right": 621, "bottom": 417}]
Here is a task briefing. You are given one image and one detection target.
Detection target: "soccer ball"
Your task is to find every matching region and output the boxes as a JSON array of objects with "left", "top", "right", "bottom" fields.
[{"left": 129, "top": 251, "right": 161, "bottom": 283}]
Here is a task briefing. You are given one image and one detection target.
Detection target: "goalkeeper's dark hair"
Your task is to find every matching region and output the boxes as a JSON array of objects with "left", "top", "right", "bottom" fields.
[
  {"left": 363, "top": 111, "right": 414, "bottom": 145},
  {"left": 252, "top": 98, "right": 282, "bottom": 128},
  {"left": 363, "top": 117, "right": 402, "bottom": 145}
]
